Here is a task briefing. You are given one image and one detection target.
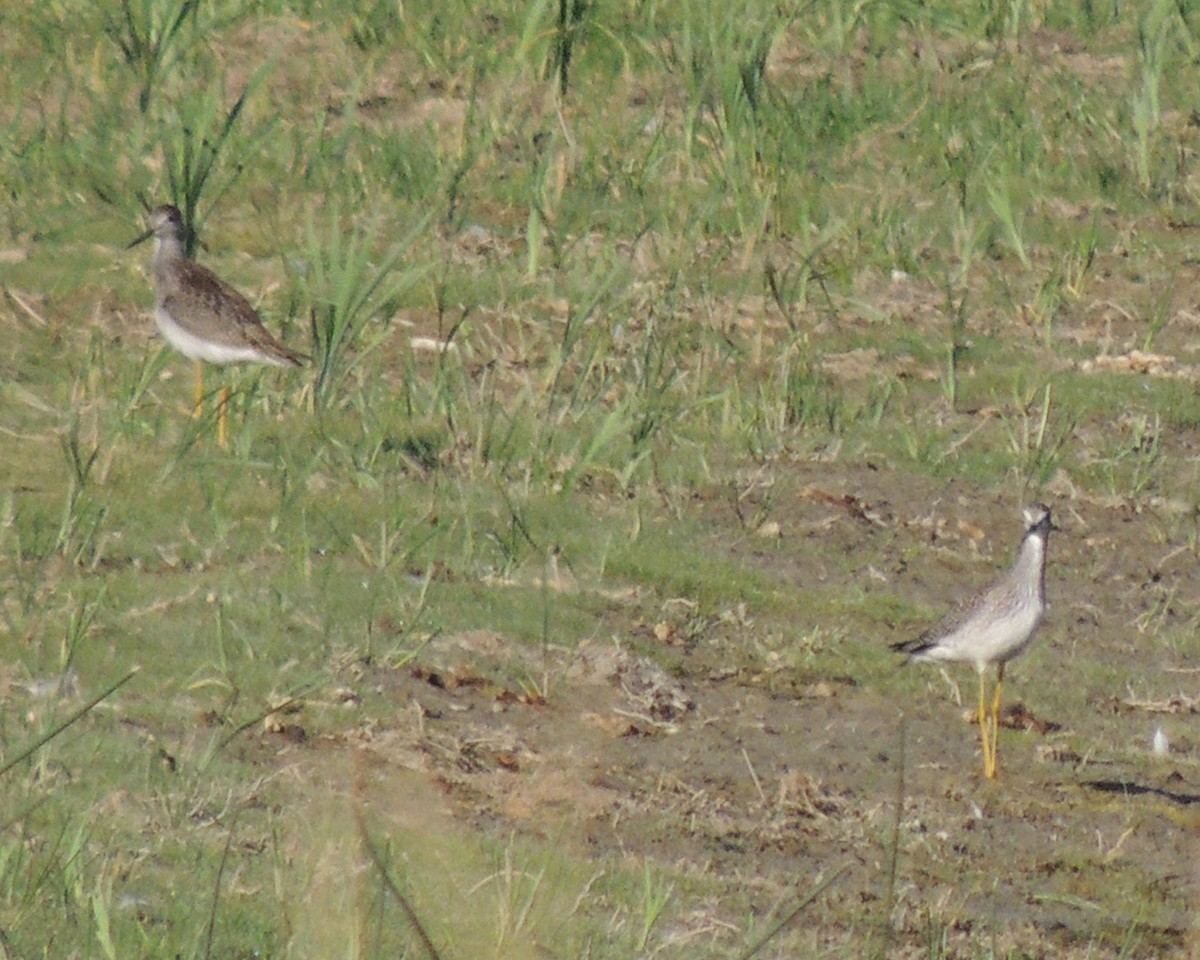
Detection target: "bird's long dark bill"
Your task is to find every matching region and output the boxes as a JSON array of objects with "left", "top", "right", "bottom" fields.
[{"left": 126, "top": 227, "right": 154, "bottom": 249}]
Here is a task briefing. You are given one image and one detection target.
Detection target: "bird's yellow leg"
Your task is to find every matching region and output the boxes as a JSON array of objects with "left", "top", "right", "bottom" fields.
[
  {"left": 193, "top": 359, "right": 205, "bottom": 419},
  {"left": 986, "top": 663, "right": 1005, "bottom": 780},
  {"left": 217, "top": 386, "right": 229, "bottom": 449},
  {"left": 978, "top": 670, "right": 994, "bottom": 778}
]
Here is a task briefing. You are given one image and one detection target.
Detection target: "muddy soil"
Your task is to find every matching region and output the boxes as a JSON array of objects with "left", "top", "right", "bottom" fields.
[{"left": 269, "top": 459, "right": 1200, "bottom": 957}]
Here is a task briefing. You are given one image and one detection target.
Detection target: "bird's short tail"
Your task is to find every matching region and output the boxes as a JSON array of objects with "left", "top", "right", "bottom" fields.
[{"left": 890, "top": 637, "right": 933, "bottom": 659}]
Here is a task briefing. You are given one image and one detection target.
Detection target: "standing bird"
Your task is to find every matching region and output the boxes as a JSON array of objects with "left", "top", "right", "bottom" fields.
[
  {"left": 892, "top": 504, "right": 1052, "bottom": 779},
  {"left": 127, "top": 204, "right": 307, "bottom": 447}
]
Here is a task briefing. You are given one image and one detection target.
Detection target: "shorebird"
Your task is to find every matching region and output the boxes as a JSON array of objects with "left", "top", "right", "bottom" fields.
[
  {"left": 892, "top": 503, "right": 1052, "bottom": 779},
  {"left": 127, "top": 204, "right": 307, "bottom": 447}
]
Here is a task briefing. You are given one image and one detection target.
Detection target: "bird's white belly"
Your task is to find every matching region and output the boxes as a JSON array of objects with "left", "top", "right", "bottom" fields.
[
  {"left": 948, "top": 603, "right": 1043, "bottom": 669},
  {"left": 155, "top": 306, "right": 263, "bottom": 364}
]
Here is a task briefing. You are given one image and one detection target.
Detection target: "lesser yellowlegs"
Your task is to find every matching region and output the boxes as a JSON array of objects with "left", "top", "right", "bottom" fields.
[
  {"left": 128, "top": 204, "right": 307, "bottom": 446},
  {"left": 893, "top": 504, "right": 1052, "bottom": 779}
]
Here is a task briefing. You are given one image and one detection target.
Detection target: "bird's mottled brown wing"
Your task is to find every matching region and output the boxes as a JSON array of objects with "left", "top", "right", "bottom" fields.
[
  {"left": 889, "top": 586, "right": 992, "bottom": 656},
  {"left": 169, "top": 260, "right": 307, "bottom": 367}
]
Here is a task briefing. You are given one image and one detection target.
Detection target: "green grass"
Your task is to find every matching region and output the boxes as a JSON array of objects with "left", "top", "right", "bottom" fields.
[{"left": 4, "top": 0, "right": 1200, "bottom": 956}]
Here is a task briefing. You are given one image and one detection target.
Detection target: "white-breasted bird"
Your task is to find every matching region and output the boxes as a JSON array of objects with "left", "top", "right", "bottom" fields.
[{"left": 893, "top": 504, "right": 1052, "bottom": 779}]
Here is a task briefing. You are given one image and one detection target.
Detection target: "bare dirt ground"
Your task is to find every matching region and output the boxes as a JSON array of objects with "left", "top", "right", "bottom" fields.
[{"left": 261, "top": 457, "right": 1200, "bottom": 958}]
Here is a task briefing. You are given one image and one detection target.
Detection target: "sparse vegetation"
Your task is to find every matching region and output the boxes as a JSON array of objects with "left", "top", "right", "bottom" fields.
[{"left": 2, "top": 1, "right": 1200, "bottom": 957}]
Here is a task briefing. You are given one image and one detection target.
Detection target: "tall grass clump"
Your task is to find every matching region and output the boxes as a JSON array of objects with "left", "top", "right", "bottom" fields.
[
  {"left": 104, "top": 0, "right": 203, "bottom": 112},
  {"left": 1131, "top": 0, "right": 1175, "bottom": 192},
  {"left": 161, "top": 70, "right": 276, "bottom": 254},
  {"left": 299, "top": 205, "right": 433, "bottom": 408}
]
